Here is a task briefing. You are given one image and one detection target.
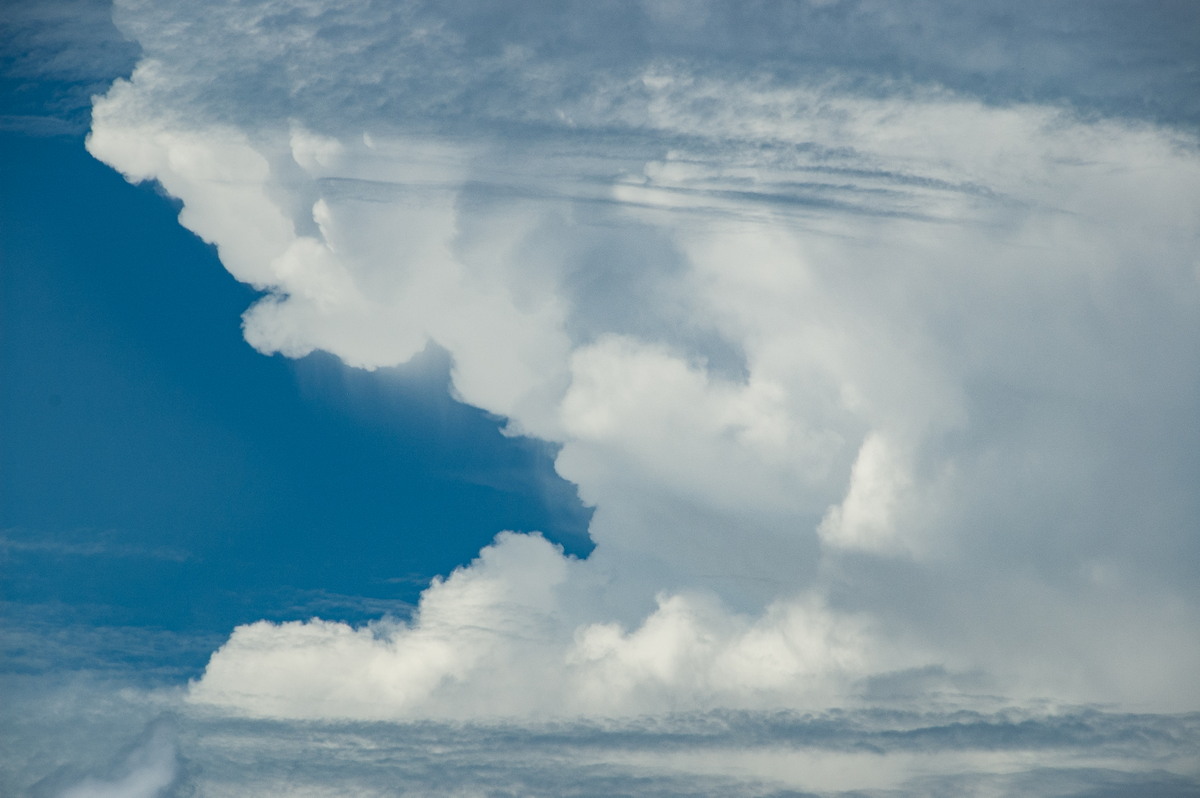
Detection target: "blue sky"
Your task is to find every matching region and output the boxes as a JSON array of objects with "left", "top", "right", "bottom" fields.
[
  {"left": 3, "top": 1, "right": 1200, "bottom": 795},
  {"left": 1, "top": 83, "right": 590, "bottom": 673}
]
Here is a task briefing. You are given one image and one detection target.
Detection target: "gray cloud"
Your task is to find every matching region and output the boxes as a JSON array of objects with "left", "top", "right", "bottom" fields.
[
  {"left": 103, "top": 0, "right": 1200, "bottom": 134},
  {"left": 0, "top": 0, "right": 139, "bottom": 135},
  {"left": 4, "top": 675, "right": 1198, "bottom": 797},
  {"left": 0, "top": 607, "right": 223, "bottom": 678},
  {"left": 45, "top": 721, "right": 180, "bottom": 798}
]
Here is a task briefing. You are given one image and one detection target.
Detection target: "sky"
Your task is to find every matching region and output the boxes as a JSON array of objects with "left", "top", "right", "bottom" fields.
[{"left": 2, "top": 0, "right": 1199, "bottom": 796}]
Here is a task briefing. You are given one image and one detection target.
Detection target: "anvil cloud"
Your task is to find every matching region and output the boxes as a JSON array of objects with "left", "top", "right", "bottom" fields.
[{"left": 85, "top": 0, "right": 1200, "bottom": 729}]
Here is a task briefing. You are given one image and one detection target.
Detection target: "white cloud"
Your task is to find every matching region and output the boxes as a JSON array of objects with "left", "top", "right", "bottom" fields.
[
  {"left": 190, "top": 532, "right": 898, "bottom": 718},
  {"left": 85, "top": 0, "right": 1200, "bottom": 721},
  {"left": 818, "top": 433, "right": 913, "bottom": 554}
]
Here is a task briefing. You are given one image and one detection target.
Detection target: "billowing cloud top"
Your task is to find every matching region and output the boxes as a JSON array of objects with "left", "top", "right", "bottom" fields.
[{"left": 87, "top": 0, "right": 1200, "bottom": 720}]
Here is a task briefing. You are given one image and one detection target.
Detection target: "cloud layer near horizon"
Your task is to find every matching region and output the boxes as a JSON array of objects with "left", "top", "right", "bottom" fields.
[
  {"left": 84, "top": 0, "right": 1200, "bottom": 721},
  {"left": 4, "top": 675, "right": 1199, "bottom": 797}
]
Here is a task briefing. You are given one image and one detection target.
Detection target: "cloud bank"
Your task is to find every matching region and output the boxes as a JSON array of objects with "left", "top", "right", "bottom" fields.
[
  {"left": 85, "top": 0, "right": 1200, "bottom": 721},
  {"left": 4, "top": 676, "right": 1198, "bottom": 797}
]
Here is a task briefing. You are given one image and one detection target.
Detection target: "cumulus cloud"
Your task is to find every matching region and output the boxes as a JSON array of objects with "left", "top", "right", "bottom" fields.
[
  {"left": 190, "top": 532, "right": 890, "bottom": 719},
  {"left": 83, "top": 0, "right": 1200, "bottom": 722}
]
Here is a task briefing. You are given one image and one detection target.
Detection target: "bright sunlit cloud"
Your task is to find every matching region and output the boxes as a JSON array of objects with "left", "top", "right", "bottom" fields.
[{"left": 9, "top": 0, "right": 1197, "bottom": 794}]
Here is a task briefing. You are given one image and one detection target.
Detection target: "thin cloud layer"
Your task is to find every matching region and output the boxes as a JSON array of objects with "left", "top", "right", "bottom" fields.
[
  {"left": 4, "top": 677, "right": 1198, "bottom": 796},
  {"left": 85, "top": 0, "right": 1200, "bottom": 722},
  {"left": 53, "top": 723, "right": 178, "bottom": 798}
]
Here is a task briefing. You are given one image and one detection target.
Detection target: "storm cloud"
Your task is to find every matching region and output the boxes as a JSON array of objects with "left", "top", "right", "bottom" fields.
[{"left": 19, "top": 0, "right": 1198, "bottom": 793}]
